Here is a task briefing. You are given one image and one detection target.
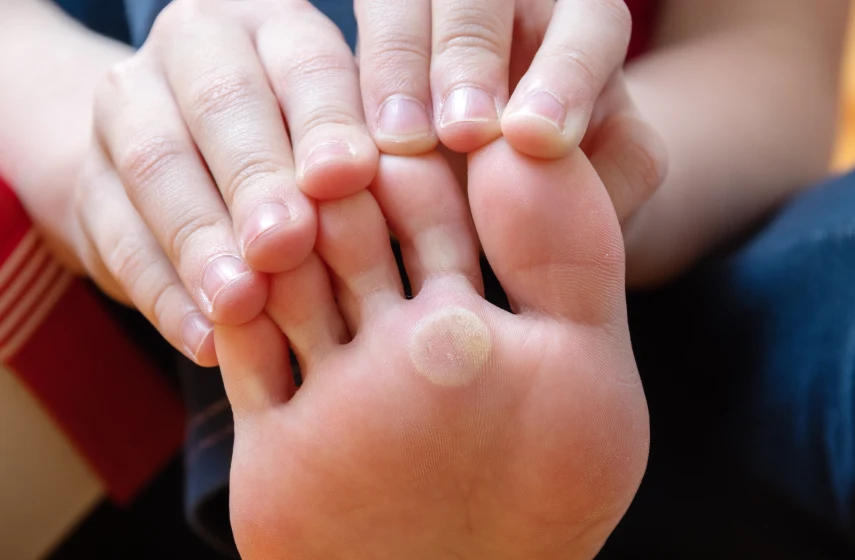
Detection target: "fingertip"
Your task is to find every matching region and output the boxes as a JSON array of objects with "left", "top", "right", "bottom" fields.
[
  {"left": 501, "top": 88, "right": 591, "bottom": 159},
  {"left": 208, "top": 270, "right": 270, "bottom": 326},
  {"left": 180, "top": 312, "right": 218, "bottom": 367},
  {"left": 373, "top": 131, "right": 439, "bottom": 157},
  {"left": 501, "top": 116, "right": 569, "bottom": 159},
  {"left": 435, "top": 86, "right": 503, "bottom": 153},
  {"left": 298, "top": 138, "right": 379, "bottom": 201},
  {"left": 372, "top": 95, "right": 439, "bottom": 156},
  {"left": 242, "top": 199, "right": 318, "bottom": 273},
  {"left": 192, "top": 335, "right": 219, "bottom": 368},
  {"left": 436, "top": 121, "right": 503, "bottom": 154}
]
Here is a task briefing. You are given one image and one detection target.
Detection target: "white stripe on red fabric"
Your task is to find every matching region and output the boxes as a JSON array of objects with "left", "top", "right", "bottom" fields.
[
  {"left": 0, "top": 229, "right": 39, "bottom": 292},
  {"left": 0, "top": 259, "right": 62, "bottom": 343},
  {"left": 0, "top": 227, "right": 77, "bottom": 361},
  {"left": 0, "top": 270, "right": 73, "bottom": 362},
  {"left": 0, "top": 244, "right": 51, "bottom": 321}
]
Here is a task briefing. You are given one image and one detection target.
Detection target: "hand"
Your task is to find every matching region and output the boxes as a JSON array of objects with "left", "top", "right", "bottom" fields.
[
  {"left": 355, "top": 0, "right": 666, "bottom": 250},
  {"left": 71, "top": 0, "right": 379, "bottom": 365},
  {"left": 354, "top": 0, "right": 632, "bottom": 154}
]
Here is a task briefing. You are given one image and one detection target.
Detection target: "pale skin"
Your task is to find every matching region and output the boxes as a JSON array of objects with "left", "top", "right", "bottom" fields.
[
  {"left": 624, "top": 0, "right": 849, "bottom": 285},
  {"left": 0, "top": 0, "right": 662, "bottom": 366},
  {"left": 0, "top": 0, "right": 845, "bottom": 366},
  {"left": 217, "top": 141, "right": 650, "bottom": 559},
  {"left": 0, "top": 0, "right": 848, "bottom": 557}
]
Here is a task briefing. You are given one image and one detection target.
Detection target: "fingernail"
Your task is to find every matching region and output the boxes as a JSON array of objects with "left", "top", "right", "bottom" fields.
[
  {"left": 180, "top": 313, "right": 213, "bottom": 361},
  {"left": 241, "top": 202, "right": 292, "bottom": 253},
  {"left": 376, "top": 96, "right": 432, "bottom": 140},
  {"left": 439, "top": 87, "right": 498, "bottom": 128},
  {"left": 202, "top": 254, "right": 251, "bottom": 307},
  {"left": 302, "top": 141, "right": 355, "bottom": 176},
  {"left": 511, "top": 91, "right": 567, "bottom": 132}
]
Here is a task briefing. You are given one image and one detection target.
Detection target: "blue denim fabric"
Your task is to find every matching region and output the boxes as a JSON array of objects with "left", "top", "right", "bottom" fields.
[
  {"left": 53, "top": 0, "right": 130, "bottom": 42},
  {"left": 601, "top": 172, "right": 855, "bottom": 558}
]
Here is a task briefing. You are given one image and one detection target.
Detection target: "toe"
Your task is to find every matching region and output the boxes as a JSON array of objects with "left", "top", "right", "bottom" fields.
[
  {"left": 468, "top": 139, "right": 625, "bottom": 325},
  {"left": 316, "top": 190, "right": 404, "bottom": 327},
  {"left": 370, "top": 152, "right": 482, "bottom": 295},
  {"left": 267, "top": 252, "right": 349, "bottom": 370},
  {"left": 215, "top": 313, "right": 295, "bottom": 419}
]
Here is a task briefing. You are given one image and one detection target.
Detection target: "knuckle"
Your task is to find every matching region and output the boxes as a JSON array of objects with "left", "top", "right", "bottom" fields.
[
  {"left": 368, "top": 30, "right": 431, "bottom": 74},
  {"left": 106, "top": 233, "right": 151, "bottom": 291},
  {"left": 297, "top": 103, "right": 361, "bottom": 134},
  {"left": 280, "top": 50, "right": 354, "bottom": 91},
  {"left": 117, "top": 135, "right": 185, "bottom": 198},
  {"left": 150, "top": 280, "right": 184, "bottom": 331},
  {"left": 101, "top": 57, "right": 143, "bottom": 95},
  {"left": 433, "top": 4, "right": 507, "bottom": 62},
  {"left": 188, "top": 68, "right": 256, "bottom": 124},
  {"left": 93, "top": 56, "right": 150, "bottom": 123},
  {"left": 546, "top": 45, "right": 603, "bottom": 91},
  {"left": 152, "top": 0, "right": 210, "bottom": 36},
  {"left": 168, "top": 210, "right": 228, "bottom": 268},
  {"left": 221, "top": 153, "right": 285, "bottom": 202}
]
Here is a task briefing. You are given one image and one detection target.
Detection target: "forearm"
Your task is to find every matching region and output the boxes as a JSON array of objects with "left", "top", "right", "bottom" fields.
[
  {"left": 0, "top": 0, "right": 131, "bottom": 265},
  {"left": 623, "top": 10, "right": 846, "bottom": 287}
]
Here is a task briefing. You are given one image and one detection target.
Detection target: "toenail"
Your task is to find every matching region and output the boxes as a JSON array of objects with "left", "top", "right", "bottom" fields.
[{"left": 409, "top": 306, "right": 491, "bottom": 387}]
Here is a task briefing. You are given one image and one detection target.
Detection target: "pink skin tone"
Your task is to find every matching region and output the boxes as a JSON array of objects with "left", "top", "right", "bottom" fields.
[
  {"left": 0, "top": 0, "right": 668, "bottom": 371},
  {"left": 216, "top": 141, "right": 649, "bottom": 559}
]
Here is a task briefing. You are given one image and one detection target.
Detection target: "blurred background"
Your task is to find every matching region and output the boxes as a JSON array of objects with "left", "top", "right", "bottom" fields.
[{"left": 833, "top": 9, "right": 855, "bottom": 170}]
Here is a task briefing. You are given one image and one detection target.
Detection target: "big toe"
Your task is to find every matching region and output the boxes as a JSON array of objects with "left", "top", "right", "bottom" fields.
[{"left": 468, "top": 139, "right": 625, "bottom": 325}]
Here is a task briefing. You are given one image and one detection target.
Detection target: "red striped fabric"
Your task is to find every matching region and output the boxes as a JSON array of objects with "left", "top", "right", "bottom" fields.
[{"left": 0, "top": 177, "right": 184, "bottom": 505}]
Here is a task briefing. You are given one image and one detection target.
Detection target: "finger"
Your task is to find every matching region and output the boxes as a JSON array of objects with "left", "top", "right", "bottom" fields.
[
  {"left": 355, "top": 0, "right": 437, "bottom": 154},
  {"left": 369, "top": 152, "right": 482, "bottom": 295},
  {"left": 75, "top": 148, "right": 217, "bottom": 366},
  {"left": 256, "top": 6, "right": 379, "bottom": 201},
  {"left": 266, "top": 252, "right": 348, "bottom": 372},
  {"left": 431, "top": 0, "right": 515, "bottom": 152},
  {"left": 215, "top": 312, "right": 295, "bottom": 419},
  {"left": 583, "top": 76, "right": 667, "bottom": 222},
  {"left": 502, "top": 0, "right": 632, "bottom": 159},
  {"left": 508, "top": 0, "right": 553, "bottom": 90},
  {"left": 154, "top": 5, "right": 316, "bottom": 273},
  {"left": 94, "top": 55, "right": 267, "bottom": 325},
  {"left": 69, "top": 208, "right": 130, "bottom": 306}
]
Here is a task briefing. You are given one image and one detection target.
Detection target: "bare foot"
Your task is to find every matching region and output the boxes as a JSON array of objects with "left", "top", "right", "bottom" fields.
[{"left": 216, "top": 139, "right": 649, "bottom": 559}]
